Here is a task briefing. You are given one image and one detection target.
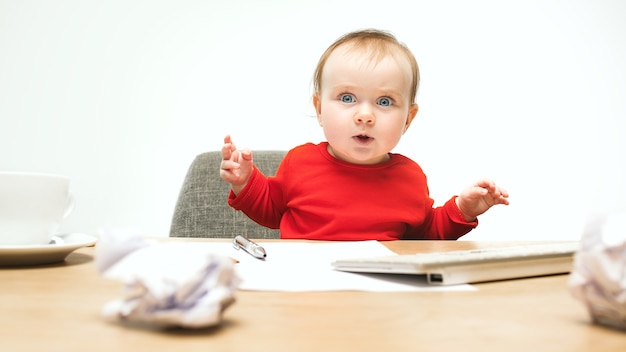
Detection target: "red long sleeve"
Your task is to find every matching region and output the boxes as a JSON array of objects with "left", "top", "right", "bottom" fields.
[{"left": 229, "top": 142, "right": 476, "bottom": 240}]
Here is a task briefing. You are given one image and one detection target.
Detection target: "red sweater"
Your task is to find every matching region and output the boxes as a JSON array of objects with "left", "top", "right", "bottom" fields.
[{"left": 229, "top": 142, "right": 477, "bottom": 241}]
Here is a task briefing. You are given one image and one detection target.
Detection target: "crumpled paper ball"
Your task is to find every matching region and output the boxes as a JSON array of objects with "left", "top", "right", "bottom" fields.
[
  {"left": 95, "top": 230, "right": 240, "bottom": 329},
  {"left": 569, "top": 211, "right": 626, "bottom": 331}
]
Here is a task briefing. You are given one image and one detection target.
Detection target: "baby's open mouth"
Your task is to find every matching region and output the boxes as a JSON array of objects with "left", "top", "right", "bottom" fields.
[{"left": 353, "top": 134, "right": 373, "bottom": 144}]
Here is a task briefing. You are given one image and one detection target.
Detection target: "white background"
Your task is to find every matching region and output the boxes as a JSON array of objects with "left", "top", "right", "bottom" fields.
[{"left": 1, "top": 0, "right": 624, "bottom": 240}]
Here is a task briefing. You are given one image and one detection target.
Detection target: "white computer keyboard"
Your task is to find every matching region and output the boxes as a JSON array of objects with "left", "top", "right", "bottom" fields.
[
  {"left": 332, "top": 241, "right": 581, "bottom": 285},
  {"left": 411, "top": 241, "right": 581, "bottom": 266}
]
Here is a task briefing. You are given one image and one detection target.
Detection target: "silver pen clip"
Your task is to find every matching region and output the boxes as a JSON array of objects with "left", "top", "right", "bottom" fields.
[{"left": 233, "top": 235, "right": 267, "bottom": 260}]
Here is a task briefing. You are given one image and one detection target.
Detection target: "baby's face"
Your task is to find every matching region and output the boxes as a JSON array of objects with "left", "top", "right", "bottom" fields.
[{"left": 314, "top": 46, "right": 417, "bottom": 165}]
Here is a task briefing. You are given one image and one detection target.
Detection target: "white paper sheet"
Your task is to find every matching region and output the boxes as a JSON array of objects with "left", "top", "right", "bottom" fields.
[{"left": 188, "top": 240, "right": 475, "bottom": 292}]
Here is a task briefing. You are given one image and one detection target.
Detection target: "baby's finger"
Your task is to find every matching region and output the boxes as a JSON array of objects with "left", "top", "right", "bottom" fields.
[
  {"left": 220, "top": 159, "right": 240, "bottom": 171},
  {"left": 475, "top": 178, "right": 496, "bottom": 192},
  {"left": 497, "top": 186, "right": 509, "bottom": 198},
  {"left": 221, "top": 144, "right": 232, "bottom": 160},
  {"left": 223, "top": 134, "right": 234, "bottom": 145},
  {"left": 240, "top": 148, "right": 253, "bottom": 162}
]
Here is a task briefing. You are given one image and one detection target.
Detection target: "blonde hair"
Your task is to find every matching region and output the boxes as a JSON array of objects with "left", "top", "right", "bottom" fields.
[{"left": 313, "top": 29, "right": 420, "bottom": 104}]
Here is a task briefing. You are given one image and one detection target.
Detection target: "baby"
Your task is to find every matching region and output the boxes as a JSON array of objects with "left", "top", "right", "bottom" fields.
[{"left": 220, "top": 29, "right": 509, "bottom": 240}]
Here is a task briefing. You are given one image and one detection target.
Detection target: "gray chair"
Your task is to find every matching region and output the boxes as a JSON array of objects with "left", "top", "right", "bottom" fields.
[{"left": 169, "top": 150, "right": 287, "bottom": 239}]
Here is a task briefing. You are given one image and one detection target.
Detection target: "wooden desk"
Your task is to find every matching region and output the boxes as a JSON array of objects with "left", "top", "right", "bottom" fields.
[{"left": 1, "top": 240, "right": 624, "bottom": 352}]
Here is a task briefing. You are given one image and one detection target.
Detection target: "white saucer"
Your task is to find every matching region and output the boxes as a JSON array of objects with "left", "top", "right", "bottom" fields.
[{"left": 0, "top": 233, "right": 97, "bottom": 266}]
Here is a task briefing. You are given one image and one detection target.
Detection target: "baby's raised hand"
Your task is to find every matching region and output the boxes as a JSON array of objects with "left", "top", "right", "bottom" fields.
[
  {"left": 456, "top": 179, "right": 509, "bottom": 222},
  {"left": 220, "top": 135, "right": 254, "bottom": 195}
]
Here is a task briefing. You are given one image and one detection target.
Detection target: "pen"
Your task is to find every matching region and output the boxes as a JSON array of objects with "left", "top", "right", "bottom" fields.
[{"left": 233, "top": 235, "right": 267, "bottom": 260}]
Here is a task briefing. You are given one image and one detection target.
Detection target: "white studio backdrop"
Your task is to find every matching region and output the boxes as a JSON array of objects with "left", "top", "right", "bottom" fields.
[{"left": 1, "top": 0, "right": 624, "bottom": 240}]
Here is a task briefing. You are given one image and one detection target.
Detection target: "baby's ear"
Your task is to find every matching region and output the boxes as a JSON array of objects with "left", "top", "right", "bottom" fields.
[
  {"left": 313, "top": 94, "right": 323, "bottom": 125},
  {"left": 404, "top": 103, "right": 419, "bottom": 133}
]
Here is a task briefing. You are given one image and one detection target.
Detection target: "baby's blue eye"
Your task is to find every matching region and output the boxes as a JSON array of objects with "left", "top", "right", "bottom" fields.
[
  {"left": 340, "top": 94, "right": 355, "bottom": 103},
  {"left": 377, "top": 97, "right": 392, "bottom": 106}
]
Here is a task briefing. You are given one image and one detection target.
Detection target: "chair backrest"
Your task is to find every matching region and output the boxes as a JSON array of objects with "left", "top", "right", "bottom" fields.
[{"left": 169, "top": 151, "right": 287, "bottom": 239}]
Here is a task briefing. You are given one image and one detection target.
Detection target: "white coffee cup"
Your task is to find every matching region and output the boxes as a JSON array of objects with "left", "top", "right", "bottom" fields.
[{"left": 0, "top": 172, "right": 75, "bottom": 245}]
